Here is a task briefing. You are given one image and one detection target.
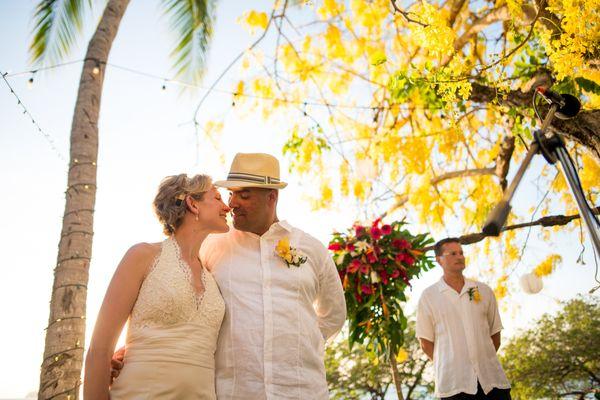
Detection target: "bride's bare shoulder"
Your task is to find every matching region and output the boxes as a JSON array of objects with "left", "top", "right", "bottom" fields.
[{"left": 122, "top": 242, "right": 162, "bottom": 264}]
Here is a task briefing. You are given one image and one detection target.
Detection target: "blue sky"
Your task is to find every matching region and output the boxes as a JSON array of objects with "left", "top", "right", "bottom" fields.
[{"left": 0, "top": 1, "right": 597, "bottom": 397}]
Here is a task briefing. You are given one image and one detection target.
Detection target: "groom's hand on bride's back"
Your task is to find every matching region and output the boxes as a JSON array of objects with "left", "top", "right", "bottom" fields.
[{"left": 110, "top": 347, "right": 126, "bottom": 382}]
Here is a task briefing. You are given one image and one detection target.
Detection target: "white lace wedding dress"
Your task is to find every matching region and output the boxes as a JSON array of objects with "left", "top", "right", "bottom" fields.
[{"left": 110, "top": 237, "right": 225, "bottom": 399}]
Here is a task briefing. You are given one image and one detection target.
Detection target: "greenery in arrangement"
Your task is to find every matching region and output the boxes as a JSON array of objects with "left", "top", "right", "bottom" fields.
[{"left": 329, "top": 218, "right": 434, "bottom": 399}]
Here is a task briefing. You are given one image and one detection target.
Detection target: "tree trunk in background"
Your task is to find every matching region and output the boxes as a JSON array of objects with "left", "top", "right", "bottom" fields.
[
  {"left": 38, "top": 0, "right": 130, "bottom": 398},
  {"left": 389, "top": 356, "right": 405, "bottom": 400}
]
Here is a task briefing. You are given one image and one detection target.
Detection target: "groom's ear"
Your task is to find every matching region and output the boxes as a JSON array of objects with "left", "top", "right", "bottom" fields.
[{"left": 268, "top": 189, "right": 278, "bottom": 204}]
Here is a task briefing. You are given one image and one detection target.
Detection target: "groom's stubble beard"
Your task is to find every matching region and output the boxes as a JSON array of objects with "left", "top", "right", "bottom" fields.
[{"left": 229, "top": 188, "right": 278, "bottom": 235}]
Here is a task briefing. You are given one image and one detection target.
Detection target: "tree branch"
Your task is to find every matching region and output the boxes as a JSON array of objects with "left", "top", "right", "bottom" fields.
[
  {"left": 451, "top": 6, "right": 510, "bottom": 57},
  {"left": 469, "top": 82, "right": 600, "bottom": 160},
  {"left": 390, "top": 0, "right": 428, "bottom": 26},
  {"left": 431, "top": 167, "right": 496, "bottom": 185},
  {"left": 495, "top": 135, "right": 515, "bottom": 190},
  {"left": 421, "top": 207, "right": 600, "bottom": 251},
  {"left": 406, "top": 360, "right": 428, "bottom": 399},
  {"left": 448, "top": 0, "right": 468, "bottom": 27}
]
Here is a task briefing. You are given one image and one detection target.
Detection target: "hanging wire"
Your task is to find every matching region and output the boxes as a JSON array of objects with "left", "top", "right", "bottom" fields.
[
  {"left": 1, "top": 71, "right": 67, "bottom": 162},
  {"left": 4, "top": 58, "right": 449, "bottom": 112}
]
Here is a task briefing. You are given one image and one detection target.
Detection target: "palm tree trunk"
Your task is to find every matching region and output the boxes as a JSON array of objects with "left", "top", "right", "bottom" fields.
[{"left": 38, "top": 0, "right": 130, "bottom": 398}]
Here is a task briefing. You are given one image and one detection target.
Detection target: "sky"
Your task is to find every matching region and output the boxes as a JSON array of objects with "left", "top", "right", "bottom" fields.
[{"left": 0, "top": 0, "right": 598, "bottom": 398}]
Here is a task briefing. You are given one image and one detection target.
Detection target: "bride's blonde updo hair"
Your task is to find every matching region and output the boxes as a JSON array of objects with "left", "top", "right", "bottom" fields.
[{"left": 153, "top": 174, "right": 212, "bottom": 235}]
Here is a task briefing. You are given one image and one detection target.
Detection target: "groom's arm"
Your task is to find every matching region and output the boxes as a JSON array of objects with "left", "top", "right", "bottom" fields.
[{"left": 314, "top": 250, "right": 347, "bottom": 340}]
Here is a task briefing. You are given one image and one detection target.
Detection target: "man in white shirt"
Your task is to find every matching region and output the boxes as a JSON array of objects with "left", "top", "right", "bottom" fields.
[
  {"left": 416, "top": 238, "right": 511, "bottom": 400},
  {"left": 200, "top": 153, "right": 347, "bottom": 399}
]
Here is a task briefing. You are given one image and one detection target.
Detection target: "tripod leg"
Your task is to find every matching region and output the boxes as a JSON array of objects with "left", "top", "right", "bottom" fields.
[
  {"left": 554, "top": 146, "right": 600, "bottom": 256},
  {"left": 482, "top": 142, "right": 540, "bottom": 235}
]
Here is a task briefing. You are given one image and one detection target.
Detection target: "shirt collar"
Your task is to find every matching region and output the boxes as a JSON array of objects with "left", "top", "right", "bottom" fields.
[
  {"left": 275, "top": 220, "right": 292, "bottom": 232},
  {"left": 437, "top": 276, "right": 477, "bottom": 293},
  {"left": 234, "top": 220, "right": 293, "bottom": 239}
]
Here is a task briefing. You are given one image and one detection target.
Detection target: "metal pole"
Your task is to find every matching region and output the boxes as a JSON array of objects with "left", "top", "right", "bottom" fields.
[
  {"left": 554, "top": 146, "right": 600, "bottom": 256},
  {"left": 482, "top": 105, "right": 560, "bottom": 235}
]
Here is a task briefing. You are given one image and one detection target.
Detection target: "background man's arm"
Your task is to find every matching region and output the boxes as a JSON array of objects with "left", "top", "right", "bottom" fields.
[
  {"left": 491, "top": 332, "right": 501, "bottom": 351},
  {"left": 419, "top": 338, "right": 434, "bottom": 361}
]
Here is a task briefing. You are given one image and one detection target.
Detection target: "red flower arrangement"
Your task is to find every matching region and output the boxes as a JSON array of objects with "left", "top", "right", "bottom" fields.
[{"left": 329, "top": 218, "right": 433, "bottom": 359}]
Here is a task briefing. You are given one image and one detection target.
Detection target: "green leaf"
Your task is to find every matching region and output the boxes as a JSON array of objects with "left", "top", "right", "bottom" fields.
[
  {"left": 160, "top": 0, "right": 217, "bottom": 85},
  {"left": 29, "top": 0, "right": 92, "bottom": 64},
  {"left": 575, "top": 77, "right": 600, "bottom": 95}
]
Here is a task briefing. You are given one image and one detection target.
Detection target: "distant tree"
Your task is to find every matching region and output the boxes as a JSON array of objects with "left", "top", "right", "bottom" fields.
[
  {"left": 501, "top": 296, "right": 600, "bottom": 399},
  {"left": 326, "top": 321, "right": 434, "bottom": 400}
]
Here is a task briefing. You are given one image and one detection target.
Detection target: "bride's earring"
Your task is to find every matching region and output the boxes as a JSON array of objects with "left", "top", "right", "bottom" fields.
[{"left": 195, "top": 213, "right": 199, "bottom": 221}]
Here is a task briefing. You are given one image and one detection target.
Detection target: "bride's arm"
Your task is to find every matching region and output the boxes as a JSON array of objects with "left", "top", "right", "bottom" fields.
[{"left": 83, "top": 243, "right": 158, "bottom": 399}]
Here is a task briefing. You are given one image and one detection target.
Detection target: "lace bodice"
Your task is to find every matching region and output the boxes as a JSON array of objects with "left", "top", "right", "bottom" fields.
[{"left": 129, "top": 237, "right": 225, "bottom": 331}]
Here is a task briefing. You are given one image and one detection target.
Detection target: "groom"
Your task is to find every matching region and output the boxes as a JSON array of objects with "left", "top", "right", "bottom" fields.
[
  {"left": 202, "top": 152, "right": 346, "bottom": 399},
  {"left": 113, "top": 153, "right": 346, "bottom": 399}
]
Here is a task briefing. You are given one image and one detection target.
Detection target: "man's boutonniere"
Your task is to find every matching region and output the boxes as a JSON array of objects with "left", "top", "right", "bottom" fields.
[
  {"left": 275, "top": 237, "right": 307, "bottom": 268},
  {"left": 467, "top": 287, "right": 481, "bottom": 303}
]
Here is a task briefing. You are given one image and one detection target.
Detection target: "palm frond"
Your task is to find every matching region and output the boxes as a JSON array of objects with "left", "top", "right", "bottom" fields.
[
  {"left": 29, "top": 0, "right": 92, "bottom": 65},
  {"left": 160, "top": 0, "right": 216, "bottom": 85}
]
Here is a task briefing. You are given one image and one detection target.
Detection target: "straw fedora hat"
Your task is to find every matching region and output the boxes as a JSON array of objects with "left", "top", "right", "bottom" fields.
[{"left": 214, "top": 153, "right": 288, "bottom": 190}]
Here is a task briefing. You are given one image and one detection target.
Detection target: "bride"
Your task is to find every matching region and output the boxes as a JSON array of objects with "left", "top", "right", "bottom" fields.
[{"left": 84, "top": 174, "right": 230, "bottom": 399}]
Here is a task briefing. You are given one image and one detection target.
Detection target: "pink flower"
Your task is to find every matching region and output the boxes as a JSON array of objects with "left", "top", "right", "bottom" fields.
[
  {"left": 380, "top": 257, "right": 389, "bottom": 265},
  {"left": 381, "top": 224, "right": 392, "bottom": 235},
  {"left": 371, "top": 218, "right": 382, "bottom": 228},
  {"left": 395, "top": 253, "right": 406, "bottom": 263},
  {"left": 328, "top": 243, "right": 343, "bottom": 251},
  {"left": 355, "top": 225, "right": 366, "bottom": 237},
  {"left": 380, "top": 270, "right": 389, "bottom": 284},
  {"left": 399, "top": 267, "right": 411, "bottom": 286},
  {"left": 370, "top": 227, "right": 382, "bottom": 240},
  {"left": 347, "top": 259, "right": 361, "bottom": 273},
  {"left": 346, "top": 243, "right": 355, "bottom": 252},
  {"left": 361, "top": 284, "right": 374, "bottom": 295},
  {"left": 404, "top": 254, "right": 415, "bottom": 266},
  {"left": 360, "top": 263, "right": 370, "bottom": 274},
  {"left": 391, "top": 269, "right": 400, "bottom": 279},
  {"left": 367, "top": 252, "right": 378, "bottom": 264},
  {"left": 392, "top": 239, "right": 411, "bottom": 249},
  {"left": 355, "top": 292, "right": 363, "bottom": 302}
]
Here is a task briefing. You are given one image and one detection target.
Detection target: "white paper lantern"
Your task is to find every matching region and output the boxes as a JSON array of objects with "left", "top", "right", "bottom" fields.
[{"left": 520, "top": 273, "right": 543, "bottom": 294}]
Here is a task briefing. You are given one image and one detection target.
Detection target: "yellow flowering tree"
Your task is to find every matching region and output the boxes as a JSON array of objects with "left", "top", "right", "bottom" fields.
[{"left": 200, "top": 0, "right": 600, "bottom": 298}]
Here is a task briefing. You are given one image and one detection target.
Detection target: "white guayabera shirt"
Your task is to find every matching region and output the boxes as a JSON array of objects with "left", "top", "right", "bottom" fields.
[
  {"left": 200, "top": 221, "right": 346, "bottom": 400},
  {"left": 416, "top": 278, "right": 511, "bottom": 398}
]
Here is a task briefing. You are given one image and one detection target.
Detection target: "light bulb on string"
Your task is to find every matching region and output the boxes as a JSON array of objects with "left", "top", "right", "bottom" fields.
[
  {"left": 27, "top": 75, "right": 34, "bottom": 89},
  {"left": 92, "top": 66, "right": 100, "bottom": 75}
]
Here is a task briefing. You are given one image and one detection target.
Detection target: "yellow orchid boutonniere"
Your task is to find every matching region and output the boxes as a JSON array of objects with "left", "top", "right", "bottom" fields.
[
  {"left": 275, "top": 237, "right": 307, "bottom": 268},
  {"left": 467, "top": 287, "right": 482, "bottom": 303}
]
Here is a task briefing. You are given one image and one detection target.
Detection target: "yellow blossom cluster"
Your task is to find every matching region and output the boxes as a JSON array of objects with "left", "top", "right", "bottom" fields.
[
  {"left": 238, "top": 10, "right": 268, "bottom": 34},
  {"left": 533, "top": 254, "right": 563, "bottom": 277},
  {"left": 217, "top": 0, "right": 600, "bottom": 302}
]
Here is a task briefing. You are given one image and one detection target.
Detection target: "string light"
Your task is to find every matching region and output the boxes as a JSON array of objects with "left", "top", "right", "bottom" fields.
[
  {"left": 4, "top": 59, "right": 85, "bottom": 77},
  {"left": 4, "top": 58, "right": 447, "bottom": 112},
  {"left": 27, "top": 72, "right": 35, "bottom": 89},
  {"left": 45, "top": 382, "right": 81, "bottom": 400},
  {"left": 45, "top": 315, "right": 86, "bottom": 330},
  {"left": 0, "top": 71, "right": 67, "bottom": 162}
]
